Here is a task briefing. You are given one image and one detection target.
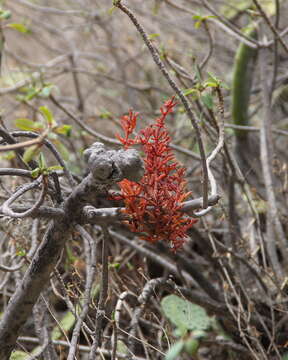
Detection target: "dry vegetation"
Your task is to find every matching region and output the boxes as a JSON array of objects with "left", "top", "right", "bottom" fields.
[{"left": 0, "top": 0, "right": 288, "bottom": 359}]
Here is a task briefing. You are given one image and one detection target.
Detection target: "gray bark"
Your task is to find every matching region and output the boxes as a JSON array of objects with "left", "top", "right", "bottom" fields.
[{"left": 0, "top": 143, "right": 144, "bottom": 359}]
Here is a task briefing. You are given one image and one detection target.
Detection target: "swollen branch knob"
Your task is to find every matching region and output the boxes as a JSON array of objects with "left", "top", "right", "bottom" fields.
[{"left": 83, "top": 142, "right": 144, "bottom": 183}]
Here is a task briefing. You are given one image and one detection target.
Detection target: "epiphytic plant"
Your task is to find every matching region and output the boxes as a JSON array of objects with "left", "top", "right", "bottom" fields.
[{"left": 115, "top": 98, "right": 197, "bottom": 250}]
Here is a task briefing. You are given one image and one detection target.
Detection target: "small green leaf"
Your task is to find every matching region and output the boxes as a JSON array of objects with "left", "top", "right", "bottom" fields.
[
  {"left": 47, "top": 165, "right": 63, "bottom": 172},
  {"left": 16, "top": 249, "right": 26, "bottom": 257},
  {"left": 39, "top": 84, "right": 55, "bottom": 97},
  {"left": 183, "top": 88, "right": 198, "bottom": 96},
  {"left": 15, "top": 118, "right": 40, "bottom": 131},
  {"left": 1, "top": 151, "right": 15, "bottom": 160},
  {"left": 48, "top": 132, "right": 58, "bottom": 141},
  {"left": 108, "top": 6, "right": 116, "bottom": 15},
  {"left": 148, "top": 33, "right": 160, "bottom": 40},
  {"left": 204, "top": 81, "right": 218, "bottom": 88},
  {"left": 201, "top": 93, "right": 214, "bottom": 109},
  {"left": 24, "top": 88, "right": 40, "bottom": 101},
  {"left": 54, "top": 124, "right": 72, "bottom": 137},
  {"left": 39, "top": 106, "right": 56, "bottom": 126},
  {"left": 194, "top": 20, "right": 202, "bottom": 29},
  {"left": 53, "top": 140, "right": 69, "bottom": 161},
  {"left": 165, "top": 341, "right": 184, "bottom": 360},
  {"left": 99, "top": 111, "right": 112, "bottom": 119},
  {"left": 31, "top": 168, "right": 40, "bottom": 178},
  {"left": 116, "top": 340, "right": 129, "bottom": 355},
  {"left": 193, "top": 63, "right": 202, "bottom": 83},
  {"left": 51, "top": 311, "right": 76, "bottom": 340},
  {"left": 0, "top": 10, "right": 11, "bottom": 20},
  {"left": 65, "top": 244, "right": 77, "bottom": 264},
  {"left": 38, "top": 152, "right": 46, "bottom": 169},
  {"left": 7, "top": 23, "right": 29, "bottom": 33},
  {"left": 10, "top": 350, "right": 29, "bottom": 360},
  {"left": 184, "top": 338, "right": 199, "bottom": 355},
  {"left": 23, "top": 145, "right": 40, "bottom": 163},
  {"left": 109, "top": 262, "right": 120, "bottom": 270}
]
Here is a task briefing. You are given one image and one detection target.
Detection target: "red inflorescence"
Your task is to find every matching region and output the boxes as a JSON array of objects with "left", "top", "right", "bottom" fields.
[{"left": 116, "top": 98, "right": 197, "bottom": 251}]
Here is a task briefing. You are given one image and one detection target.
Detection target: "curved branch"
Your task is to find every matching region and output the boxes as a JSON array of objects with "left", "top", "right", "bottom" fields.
[{"left": 1, "top": 177, "right": 47, "bottom": 218}]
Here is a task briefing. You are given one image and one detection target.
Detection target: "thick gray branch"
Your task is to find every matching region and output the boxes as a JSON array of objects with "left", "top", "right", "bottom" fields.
[{"left": 0, "top": 143, "right": 143, "bottom": 359}]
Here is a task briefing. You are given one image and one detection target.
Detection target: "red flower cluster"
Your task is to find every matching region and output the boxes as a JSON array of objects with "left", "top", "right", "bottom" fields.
[{"left": 116, "top": 98, "right": 197, "bottom": 250}]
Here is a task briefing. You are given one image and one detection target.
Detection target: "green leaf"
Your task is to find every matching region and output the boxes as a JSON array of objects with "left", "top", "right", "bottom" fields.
[
  {"left": 183, "top": 88, "right": 198, "bottom": 96},
  {"left": 7, "top": 23, "right": 29, "bottom": 33},
  {"left": 53, "top": 140, "right": 69, "bottom": 161},
  {"left": 15, "top": 118, "right": 40, "bottom": 131},
  {"left": 51, "top": 311, "right": 76, "bottom": 340},
  {"left": 10, "top": 350, "right": 29, "bottom": 360},
  {"left": 99, "top": 110, "right": 112, "bottom": 119},
  {"left": 148, "top": 33, "right": 160, "bottom": 40},
  {"left": 24, "top": 88, "right": 40, "bottom": 101},
  {"left": 161, "top": 295, "right": 211, "bottom": 331},
  {"left": 47, "top": 165, "right": 64, "bottom": 172},
  {"left": 39, "top": 84, "right": 55, "bottom": 97},
  {"left": 1, "top": 151, "right": 15, "bottom": 160},
  {"left": 54, "top": 124, "right": 72, "bottom": 137},
  {"left": 201, "top": 93, "right": 214, "bottom": 109},
  {"left": 117, "top": 340, "right": 129, "bottom": 355},
  {"left": 108, "top": 6, "right": 116, "bottom": 15},
  {"left": 194, "top": 20, "right": 202, "bottom": 29},
  {"left": 31, "top": 168, "right": 40, "bottom": 178},
  {"left": 16, "top": 248, "right": 26, "bottom": 257},
  {"left": 23, "top": 145, "right": 40, "bottom": 163},
  {"left": 38, "top": 152, "right": 46, "bottom": 169},
  {"left": 65, "top": 244, "right": 77, "bottom": 264},
  {"left": 165, "top": 341, "right": 184, "bottom": 360},
  {"left": 204, "top": 81, "right": 218, "bottom": 88},
  {"left": 109, "top": 262, "right": 120, "bottom": 270},
  {"left": 193, "top": 63, "right": 202, "bottom": 83},
  {"left": 184, "top": 338, "right": 199, "bottom": 355},
  {"left": 39, "top": 106, "right": 55, "bottom": 126},
  {"left": 0, "top": 10, "right": 11, "bottom": 20}
]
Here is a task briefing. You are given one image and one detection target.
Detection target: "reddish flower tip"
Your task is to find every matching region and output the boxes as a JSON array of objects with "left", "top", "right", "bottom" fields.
[{"left": 115, "top": 98, "right": 197, "bottom": 251}]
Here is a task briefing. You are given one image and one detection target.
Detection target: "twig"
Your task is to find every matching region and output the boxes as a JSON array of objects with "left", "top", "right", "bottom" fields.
[
  {"left": 0, "top": 128, "right": 49, "bottom": 151},
  {"left": 67, "top": 225, "right": 98, "bottom": 360},
  {"left": 18, "top": 336, "right": 146, "bottom": 359},
  {"left": 115, "top": 1, "right": 209, "bottom": 208},
  {"left": 252, "top": 0, "right": 288, "bottom": 53},
  {"left": 259, "top": 44, "right": 287, "bottom": 277},
  {"left": 0, "top": 168, "right": 33, "bottom": 178},
  {"left": 0, "top": 205, "right": 64, "bottom": 219},
  {"left": 1, "top": 176, "right": 47, "bottom": 219},
  {"left": 83, "top": 194, "right": 220, "bottom": 225},
  {"left": 166, "top": 0, "right": 258, "bottom": 48},
  {"left": 0, "top": 143, "right": 144, "bottom": 359},
  {"left": 199, "top": 20, "right": 214, "bottom": 70},
  {"left": 193, "top": 87, "right": 225, "bottom": 216},
  {"left": 50, "top": 94, "right": 120, "bottom": 146},
  {"left": 88, "top": 226, "right": 110, "bottom": 360}
]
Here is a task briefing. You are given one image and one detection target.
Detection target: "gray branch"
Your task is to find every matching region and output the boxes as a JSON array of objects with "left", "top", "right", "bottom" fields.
[{"left": 0, "top": 142, "right": 144, "bottom": 359}]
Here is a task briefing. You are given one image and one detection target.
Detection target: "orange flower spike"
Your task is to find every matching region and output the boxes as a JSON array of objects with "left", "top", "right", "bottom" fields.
[
  {"left": 116, "top": 110, "right": 139, "bottom": 149},
  {"left": 115, "top": 97, "right": 198, "bottom": 251}
]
